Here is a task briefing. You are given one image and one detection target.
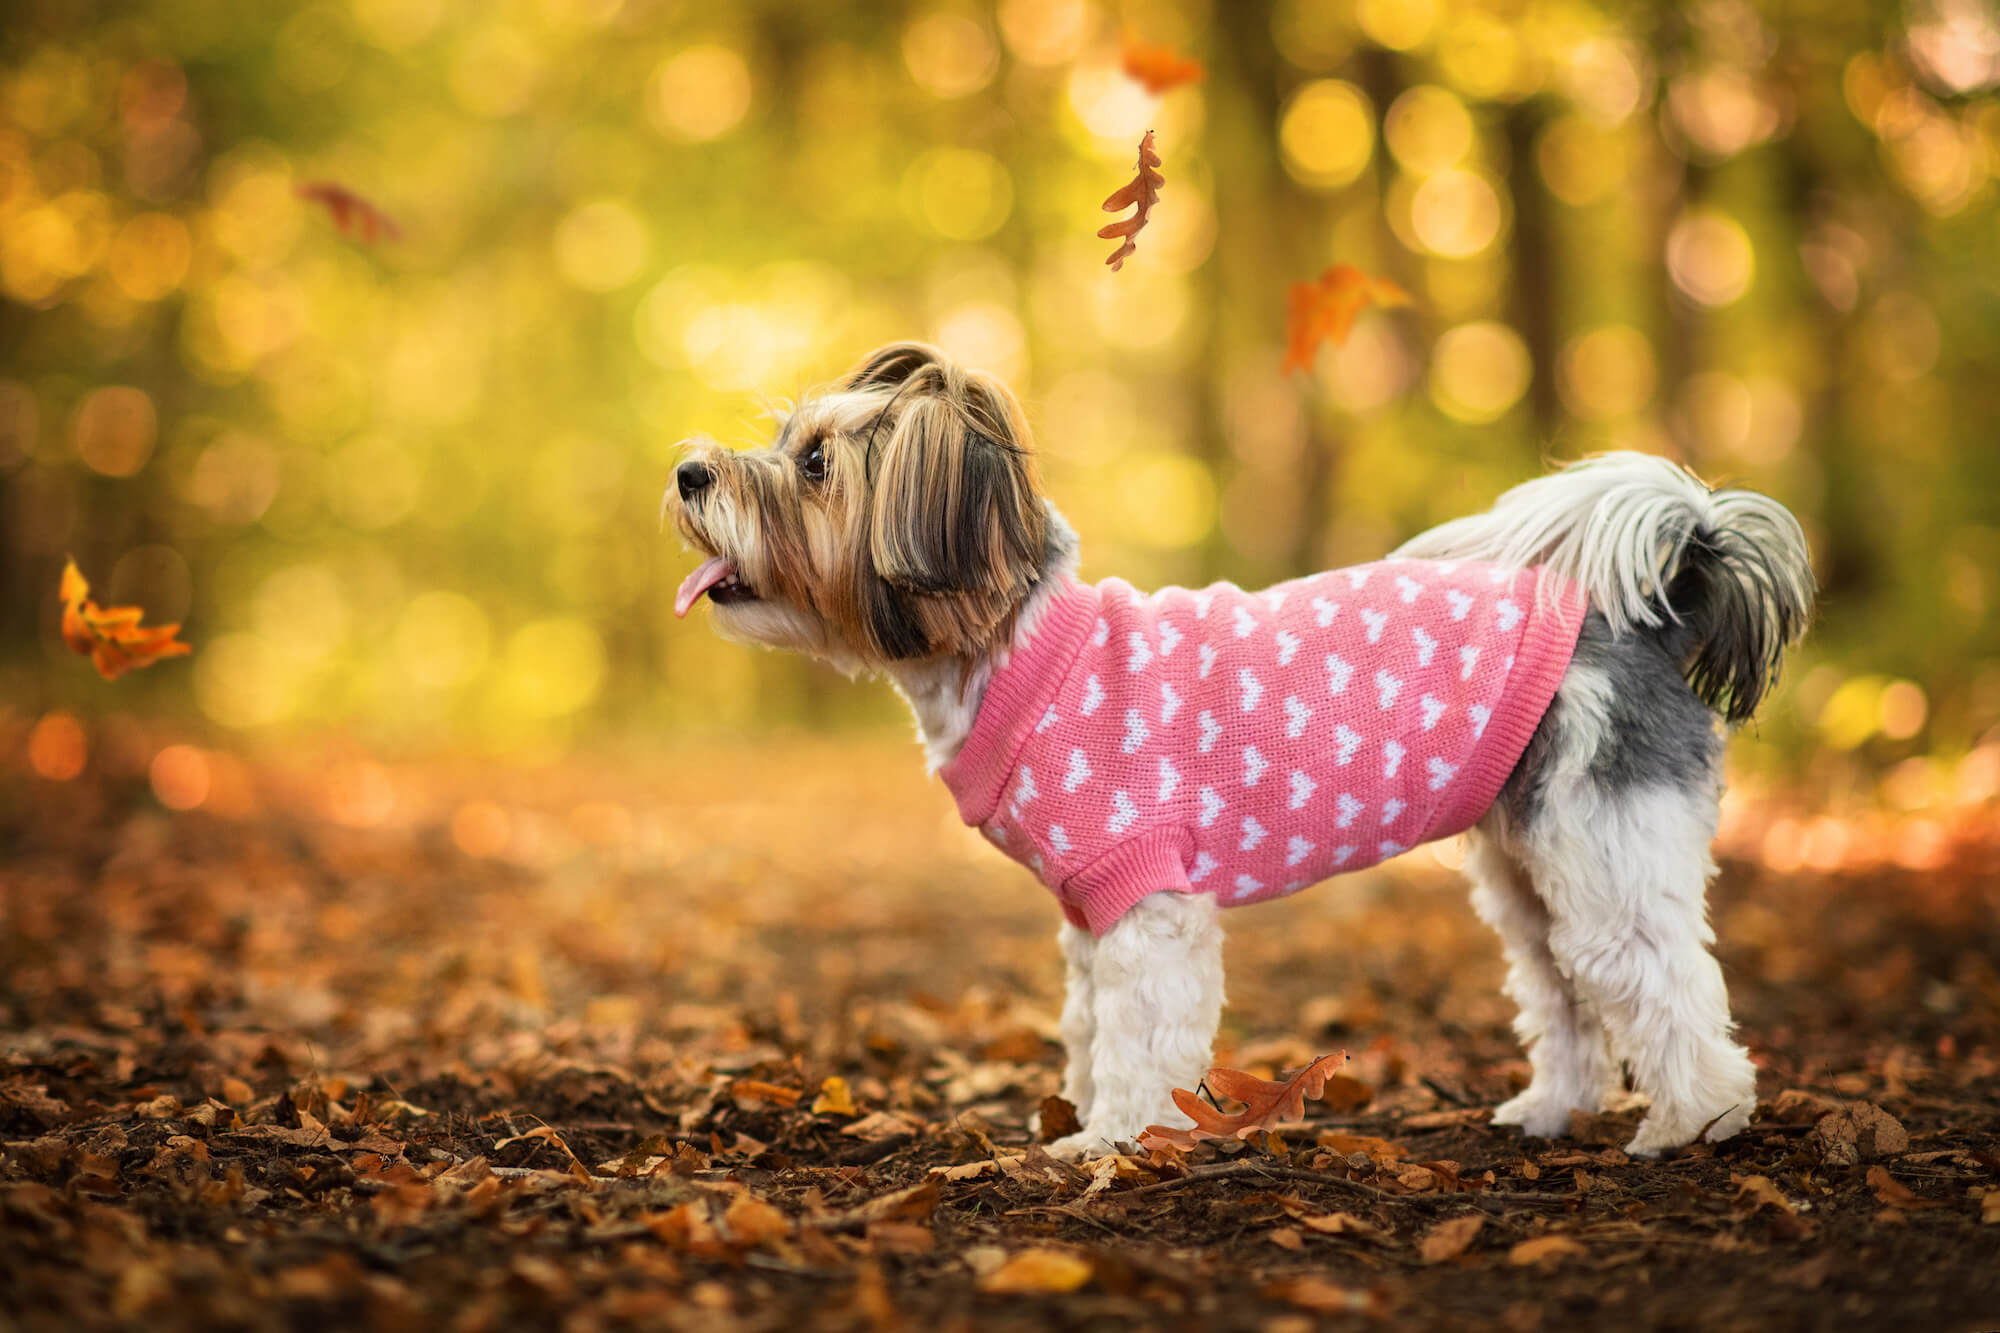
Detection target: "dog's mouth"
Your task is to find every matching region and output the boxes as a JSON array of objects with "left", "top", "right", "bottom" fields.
[{"left": 675, "top": 555, "right": 758, "bottom": 617}]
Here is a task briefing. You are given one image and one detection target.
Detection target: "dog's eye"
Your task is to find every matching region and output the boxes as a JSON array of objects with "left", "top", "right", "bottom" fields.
[{"left": 800, "top": 441, "right": 827, "bottom": 482}]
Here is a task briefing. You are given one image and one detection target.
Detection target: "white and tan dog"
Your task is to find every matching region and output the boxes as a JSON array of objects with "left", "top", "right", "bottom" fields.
[{"left": 666, "top": 342, "right": 1813, "bottom": 1159}]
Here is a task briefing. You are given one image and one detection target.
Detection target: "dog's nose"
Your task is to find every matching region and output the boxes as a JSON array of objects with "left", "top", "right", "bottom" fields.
[{"left": 676, "top": 460, "right": 713, "bottom": 500}]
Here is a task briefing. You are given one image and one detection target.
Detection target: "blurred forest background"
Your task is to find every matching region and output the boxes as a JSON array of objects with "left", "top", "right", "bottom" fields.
[{"left": 4, "top": 0, "right": 1999, "bottom": 820}]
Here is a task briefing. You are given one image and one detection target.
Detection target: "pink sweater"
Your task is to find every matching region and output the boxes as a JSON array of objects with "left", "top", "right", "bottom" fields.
[{"left": 940, "top": 560, "right": 1585, "bottom": 935}]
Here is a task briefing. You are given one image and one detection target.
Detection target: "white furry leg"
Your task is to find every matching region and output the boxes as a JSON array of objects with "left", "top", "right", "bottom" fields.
[
  {"left": 1054, "top": 921, "right": 1096, "bottom": 1123},
  {"left": 1466, "top": 830, "right": 1612, "bottom": 1138},
  {"left": 1521, "top": 786, "right": 1756, "bottom": 1157},
  {"left": 1047, "top": 891, "right": 1222, "bottom": 1160}
]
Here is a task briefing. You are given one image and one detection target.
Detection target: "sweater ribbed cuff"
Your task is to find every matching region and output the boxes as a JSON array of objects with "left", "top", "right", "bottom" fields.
[{"left": 1061, "top": 827, "right": 1196, "bottom": 937}]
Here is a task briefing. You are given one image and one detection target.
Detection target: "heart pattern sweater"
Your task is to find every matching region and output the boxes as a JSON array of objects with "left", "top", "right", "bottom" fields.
[{"left": 939, "top": 560, "right": 1586, "bottom": 935}]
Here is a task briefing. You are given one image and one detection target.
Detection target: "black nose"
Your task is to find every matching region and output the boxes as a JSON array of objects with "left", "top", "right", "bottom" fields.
[{"left": 676, "top": 460, "right": 712, "bottom": 500}]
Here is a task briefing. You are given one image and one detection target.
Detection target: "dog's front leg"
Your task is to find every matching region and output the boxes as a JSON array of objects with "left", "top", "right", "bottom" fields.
[
  {"left": 1047, "top": 890, "right": 1222, "bottom": 1160},
  {"left": 1054, "top": 921, "right": 1097, "bottom": 1123}
]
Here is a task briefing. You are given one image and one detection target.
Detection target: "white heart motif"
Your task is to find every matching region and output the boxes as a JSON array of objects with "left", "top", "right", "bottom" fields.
[
  {"left": 1233, "top": 606, "right": 1258, "bottom": 638},
  {"left": 1380, "top": 797, "right": 1404, "bottom": 825},
  {"left": 1496, "top": 599, "right": 1523, "bottom": 632},
  {"left": 1419, "top": 694, "right": 1446, "bottom": 730},
  {"left": 1239, "top": 816, "right": 1267, "bottom": 852},
  {"left": 1262, "top": 589, "right": 1288, "bottom": 611},
  {"left": 1232, "top": 874, "right": 1263, "bottom": 900},
  {"left": 1239, "top": 668, "right": 1264, "bottom": 713},
  {"left": 1107, "top": 790, "right": 1139, "bottom": 835},
  {"left": 1284, "top": 694, "right": 1311, "bottom": 739},
  {"left": 1382, "top": 740, "right": 1405, "bottom": 779},
  {"left": 1288, "top": 769, "right": 1317, "bottom": 810},
  {"left": 1333, "top": 724, "right": 1362, "bottom": 765},
  {"left": 1197, "top": 786, "right": 1224, "bottom": 827},
  {"left": 1274, "top": 629, "right": 1301, "bottom": 666},
  {"left": 1064, "top": 748, "right": 1092, "bottom": 791},
  {"left": 1459, "top": 644, "right": 1481, "bottom": 681},
  {"left": 1198, "top": 710, "right": 1222, "bottom": 753},
  {"left": 1346, "top": 568, "right": 1371, "bottom": 590},
  {"left": 1411, "top": 625, "right": 1437, "bottom": 666},
  {"left": 1379, "top": 840, "right": 1406, "bottom": 858},
  {"left": 1332, "top": 846, "right": 1355, "bottom": 865},
  {"left": 1242, "top": 745, "right": 1269, "bottom": 786},
  {"left": 1157, "top": 620, "right": 1181, "bottom": 657},
  {"left": 1375, "top": 668, "right": 1403, "bottom": 710},
  {"left": 1048, "top": 825, "right": 1072, "bottom": 855},
  {"left": 1092, "top": 618, "right": 1108, "bottom": 646},
  {"left": 1157, "top": 756, "right": 1182, "bottom": 802},
  {"left": 1335, "top": 793, "right": 1363, "bottom": 828},
  {"left": 1189, "top": 851, "right": 1218, "bottom": 882},
  {"left": 1326, "top": 653, "right": 1354, "bottom": 695},
  {"left": 1427, "top": 756, "right": 1457, "bottom": 791},
  {"left": 1446, "top": 589, "right": 1473, "bottom": 621},
  {"left": 1286, "top": 834, "right": 1314, "bottom": 868},
  {"left": 1127, "top": 630, "right": 1153, "bottom": 674},
  {"left": 1160, "top": 681, "right": 1184, "bottom": 725},
  {"left": 1122, "top": 708, "right": 1150, "bottom": 754},
  {"left": 1395, "top": 575, "right": 1425, "bottom": 604},
  {"left": 1192, "top": 590, "right": 1215, "bottom": 620},
  {"left": 1037, "top": 705, "right": 1059, "bottom": 733},
  {"left": 1080, "top": 674, "right": 1105, "bottom": 716},
  {"left": 1014, "top": 766, "right": 1038, "bottom": 806},
  {"left": 1468, "top": 704, "right": 1491, "bottom": 739},
  {"left": 1198, "top": 642, "right": 1218, "bottom": 679},
  {"left": 1360, "top": 608, "right": 1388, "bottom": 643},
  {"left": 1311, "top": 597, "right": 1340, "bottom": 627}
]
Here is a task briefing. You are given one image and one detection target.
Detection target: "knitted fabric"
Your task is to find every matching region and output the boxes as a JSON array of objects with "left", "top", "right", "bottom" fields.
[{"left": 940, "top": 560, "right": 1586, "bottom": 936}]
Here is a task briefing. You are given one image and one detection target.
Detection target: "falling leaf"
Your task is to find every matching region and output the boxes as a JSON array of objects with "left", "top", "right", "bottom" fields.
[
  {"left": 295, "top": 181, "right": 403, "bottom": 244},
  {"left": 1507, "top": 1234, "right": 1587, "bottom": 1266},
  {"left": 1036, "top": 1094, "right": 1082, "bottom": 1142},
  {"left": 811, "top": 1076, "right": 857, "bottom": 1116},
  {"left": 1418, "top": 1213, "right": 1484, "bottom": 1263},
  {"left": 1138, "top": 1054, "right": 1348, "bottom": 1151},
  {"left": 1120, "top": 31, "right": 1204, "bottom": 95},
  {"left": 1282, "top": 265, "right": 1413, "bottom": 374},
  {"left": 1098, "top": 130, "right": 1164, "bottom": 272},
  {"left": 59, "top": 558, "right": 192, "bottom": 681},
  {"left": 976, "top": 1249, "right": 1093, "bottom": 1294}
]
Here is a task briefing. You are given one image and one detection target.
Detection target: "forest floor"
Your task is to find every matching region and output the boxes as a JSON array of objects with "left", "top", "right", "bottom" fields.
[{"left": 2, "top": 733, "right": 1997, "bottom": 1331}]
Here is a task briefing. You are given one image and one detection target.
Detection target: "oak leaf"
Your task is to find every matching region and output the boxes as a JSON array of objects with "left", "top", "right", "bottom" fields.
[
  {"left": 60, "top": 558, "right": 192, "bottom": 681},
  {"left": 1283, "top": 264, "right": 1412, "bottom": 374},
  {"left": 1137, "top": 1053, "right": 1347, "bottom": 1151},
  {"left": 1120, "top": 31, "right": 1204, "bottom": 95},
  {"left": 295, "top": 181, "right": 402, "bottom": 243},
  {"left": 1098, "top": 130, "right": 1164, "bottom": 272}
]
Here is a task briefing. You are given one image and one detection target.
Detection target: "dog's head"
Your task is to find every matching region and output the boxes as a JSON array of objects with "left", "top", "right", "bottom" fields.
[{"left": 666, "top": 342, "right": 1051, "bottom": 670}]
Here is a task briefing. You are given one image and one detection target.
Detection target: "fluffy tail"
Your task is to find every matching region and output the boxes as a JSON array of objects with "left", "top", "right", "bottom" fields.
[{"left": 1393, "top": 452, "right": 1814, "bottom": 723}]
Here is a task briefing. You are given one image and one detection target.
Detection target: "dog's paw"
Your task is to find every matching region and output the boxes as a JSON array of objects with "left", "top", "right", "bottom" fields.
[
  {"left": 1489, "top": 1091, "right": 1580, "bottom": 1139},
  {"left": 1044, "top": 1126, "right": 1137, "bottom": 1161},
  {"left": 1624, "top": 1100, "right": 1752, "bottom": 1158}
]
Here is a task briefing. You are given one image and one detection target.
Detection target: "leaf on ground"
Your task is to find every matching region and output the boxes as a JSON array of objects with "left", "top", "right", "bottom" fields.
[
  {"left": 1282, "top": 265, "right": 1412, "bottom": 374},
  {"left": 810, "top": 1076, "right": 856, "bottom": 1116},
  {"left": 1508, "top": 1234, "right": 1587, "bottom": 1266},
  {"left": 1418, "top": 1213, "right": 1484, "bottom": 1263},
  {"left": 1138, "top": 1053, "right": 1348, "bottom": 1151},
  {"left": 295, "top": 181, "right": 403, "bottom": 243},
  {"left": 1732, "top": 1173, "right": 1797, "bottom": 1215},
  {"left": 1865, "top": 1165, "right": 1935, "bottom": 1210},
  {"left": 1119, "top": 31, "right": 1203, "bottom": 95},
  {"left": 729, "top": 1078, "right": 802, "bottom": 1108},
  {"left": 59, "top": 558, "right": 192, "bottom": 681},
  {"left": 1264, "top": 1275, "right": 1390, "bottom": 1316},
  {"left": 1318, "top": 1130, "right": 1409, "bottom": 1163},
  {"left": 1813, "top": 1102, "right": 1908, "bottom": 1164},
  {"left": 976, "top": 1249, "right": 1093, "bottom": 1294},
  {"left": 814, "top": 1180, "right": 939, "bottom": 1232},
  {"left": 1036, "top": 1094, "right": 1082, "bottom": 1142},
  {"left": 1982, "top": 1190, "right": 2000, "bottom": 1224},
  {"left": 1098, "top": 130, "right": 1163, "bottom": 272},
  {"left": 1319, "top": 1074, "right": 1374, "bottom": 1111}
]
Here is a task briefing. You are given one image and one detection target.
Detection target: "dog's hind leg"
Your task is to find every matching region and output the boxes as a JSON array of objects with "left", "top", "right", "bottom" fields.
[
  {"left": 1047, "top": 890, "right": 1222, "bottom": 1160},
  {"left": 1465, "top": 829, "right": 1612, "bottom": 1137}
]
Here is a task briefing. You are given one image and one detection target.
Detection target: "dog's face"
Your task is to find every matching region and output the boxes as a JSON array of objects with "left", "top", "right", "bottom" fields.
[{"left": 666, "top": 343, "right": 1050, "bottom": 670}]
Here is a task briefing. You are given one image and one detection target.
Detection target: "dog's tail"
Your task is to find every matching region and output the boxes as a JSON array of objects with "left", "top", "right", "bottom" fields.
[{"left": 1392, "top": 452, "right": 1814, "bottom": 723}]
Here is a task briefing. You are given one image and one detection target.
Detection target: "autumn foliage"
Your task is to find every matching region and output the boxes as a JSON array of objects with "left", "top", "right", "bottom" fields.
[
  {"left": 1283, "top": 265, "right": 1412, "bottom": 373},
  {"left": 295, "top": 181, "right": 403, "bottom": 244},
  {"left": 1120, "top": 31, "right": 1205, "bottom": 95},
  {"left": 1139, "top": 1054, "right": 1349, "bottom": 1151},
  {"left": 58, "top": 557, "right": 191, "bottom": 681},
  {"left": 1099, "top": 130, "right": 1164, "bottom": 272}
]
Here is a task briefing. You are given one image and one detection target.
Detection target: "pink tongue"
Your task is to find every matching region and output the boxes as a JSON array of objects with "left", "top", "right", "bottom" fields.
[{"left": 674, "top": 556, "right": 736, "bottom": 618}]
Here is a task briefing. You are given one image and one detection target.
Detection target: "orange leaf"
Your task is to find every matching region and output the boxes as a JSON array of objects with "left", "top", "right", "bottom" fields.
[
  {"left": 1137, "top": 1053, "right": 1348, "bottom": 1152},
  {"left": 1098, "top": 130, "right": 1164, "bottom": 273},
  {"left": 58, "top": 558, "right": 192, "bottom": 682},
  {"left": 1120, "top": 31, "right": 1204, "bottom": 96},
  {"left": 296, "top": 181, "right": 403, "bottom": 244},
  {"left": 1282, "top": 264, "right": 1413, "bottom": 374}
]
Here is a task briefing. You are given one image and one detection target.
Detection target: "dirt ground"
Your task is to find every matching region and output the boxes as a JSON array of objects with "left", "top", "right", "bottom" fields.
[{"left": 3, "top": 733, "right": 1997, "bottom": 1331}]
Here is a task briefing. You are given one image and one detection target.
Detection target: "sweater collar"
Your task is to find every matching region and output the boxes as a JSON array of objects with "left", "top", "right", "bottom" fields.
[{"left": 938, "top": 577, "right": 1100, "bottom": 827}]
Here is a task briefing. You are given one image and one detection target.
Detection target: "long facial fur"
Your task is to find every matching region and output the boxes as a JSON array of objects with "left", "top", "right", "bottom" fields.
[{"left": 665, "top": 343, "right": 1052, "bottom": 673}]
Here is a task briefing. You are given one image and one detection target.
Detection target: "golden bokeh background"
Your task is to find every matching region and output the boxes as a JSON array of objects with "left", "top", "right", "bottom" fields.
[{"left": 4, "top": 0, "right": 1998, "bottom": 817}]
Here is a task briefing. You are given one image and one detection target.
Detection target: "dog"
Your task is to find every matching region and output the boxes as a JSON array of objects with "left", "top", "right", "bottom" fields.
[{"left": 665, "top": 341, "right": 1814, "bottom": 1160}]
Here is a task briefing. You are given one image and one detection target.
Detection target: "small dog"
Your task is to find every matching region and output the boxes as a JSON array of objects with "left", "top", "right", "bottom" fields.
[{"left": 666, "top": 342, "right": 1813, "bottom": 1159}]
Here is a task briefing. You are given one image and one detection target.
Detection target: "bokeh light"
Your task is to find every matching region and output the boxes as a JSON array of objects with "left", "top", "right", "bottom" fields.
[
  {"left": 647, "top": 45, "right": 752, "bottom": 143},
  {"left": 903, "top": 12, "right": 999, "bottom": 99},
  {"left": 1428, "top": 322, "right": 1531, "bottom": 424},
  {"left": 1666, "top": 209, "right": 1755, "bottom": 307},
  {"left": 1279, "top": 80, "right": 1375, "bottom": 189}
]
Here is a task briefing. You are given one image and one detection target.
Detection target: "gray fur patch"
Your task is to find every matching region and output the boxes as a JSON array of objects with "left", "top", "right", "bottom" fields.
[{"left": 1498, "top": 612, "right": 1722, "bottom": 828}]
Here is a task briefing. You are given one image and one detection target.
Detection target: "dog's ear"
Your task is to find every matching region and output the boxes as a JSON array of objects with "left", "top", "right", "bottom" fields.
[
  {"left": 862, "top": 369, "right": 1047, "bottom": 657},
  {"left": 842, "top": 342, "right": 946, "bottom": 391}
]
